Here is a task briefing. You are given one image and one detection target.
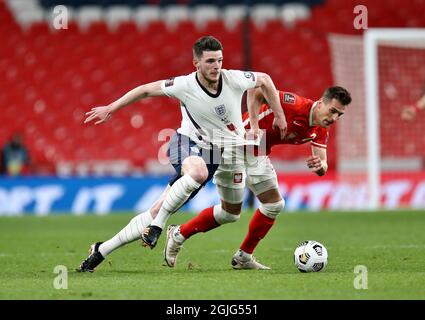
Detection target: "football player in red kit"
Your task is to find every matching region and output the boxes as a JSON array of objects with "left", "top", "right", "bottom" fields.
[
  {"left": 165, "top": 86, "right": 351, "bottom": 270},
  {"left": 232, "top": 86, "right": 352, "bottom": 268},
  {"left": 244, "top": 91, "right": 331, "bottom": 160}
]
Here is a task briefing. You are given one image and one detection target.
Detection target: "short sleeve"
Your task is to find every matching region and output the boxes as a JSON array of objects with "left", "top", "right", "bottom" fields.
[
  {"left": 227, "top": 70, "right": 257, "bottom": 92},
  {"left": 311, "top": 129, "right": 329, "bottom": 149},
  {"left": 161, "top": 75, "right": 188, "bottom": 100}
]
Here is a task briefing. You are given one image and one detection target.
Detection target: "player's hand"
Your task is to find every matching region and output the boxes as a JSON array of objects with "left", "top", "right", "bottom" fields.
[
  {"left": 401, "top": 105, "right": 417, "bottom": 121},
  {"left": 245, "top": 127, "right": 263, "bottom": 141},
  {"left": 306, "top": 155, "right": 323, "bottom": 173},
  {"left": 84, "top": 106, "right": 112, "bottom": 125},
  {"left": 272, "top": 116, "right": 287, "bottom": 140}
]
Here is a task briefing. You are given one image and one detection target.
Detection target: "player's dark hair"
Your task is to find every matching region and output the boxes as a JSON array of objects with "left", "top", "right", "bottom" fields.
[
  {"left": 322, "top": 86, "right": 352, "bottom": 106},
  {"left": 193, "top": 36, "right": 223, "bottom": 58}
]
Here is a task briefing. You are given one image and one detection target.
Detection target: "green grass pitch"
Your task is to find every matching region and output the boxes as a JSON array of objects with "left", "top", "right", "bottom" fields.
[{"left": 1, "top": 210, "right": 425, "bottom": 300}]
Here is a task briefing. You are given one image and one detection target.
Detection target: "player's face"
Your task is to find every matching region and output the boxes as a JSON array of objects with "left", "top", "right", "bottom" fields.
[
  {"left": 317, "top": 98, "right": 346, "bottom": 128},
  {"left": 194, "top": 50, "right": 223, "bottom": 83}
]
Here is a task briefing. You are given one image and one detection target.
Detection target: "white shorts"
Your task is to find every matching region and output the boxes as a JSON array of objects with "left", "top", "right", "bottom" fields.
[
  {"left": 246, "top": 154, "right": 279, "bottom": 196},
  {"left": 213, "top": 146, "right": 247, "bottom": 190},
  {"left": 213, "top": 147, "right": 279, "bottom": 202}
]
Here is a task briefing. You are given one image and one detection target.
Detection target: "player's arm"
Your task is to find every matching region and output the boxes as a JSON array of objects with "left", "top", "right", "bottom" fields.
[
  {"left": 84, "top": 80, "right": 165, "bottom": 125},
  {"left": 401, "top": 93, "right": 425, "bottom": 121},
  {"left": 306, "top": 146, "right": 328, "bottom": 176},
  {"left": 246, "top": 87, "right": 266, "bottom": 130},
  {"left": 254, "top": 73, "right": 287, "bottom": 139}
]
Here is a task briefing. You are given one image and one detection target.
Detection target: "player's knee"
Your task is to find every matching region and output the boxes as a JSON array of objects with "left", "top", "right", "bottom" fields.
[
  {"left": 259, "top": 199, "right": 285, "bottom": 219},
  {"left": 213, "top": 204, "right": 241, "bottom": 225},
  {"left": 183, "top": 156, "right": 209, "bottom": 183},
  {"left": 149, "top": 204, "right": 160, "bottom": 217},
  {"left": 189, "top": 167, "right": 208, "bottom": 184}
]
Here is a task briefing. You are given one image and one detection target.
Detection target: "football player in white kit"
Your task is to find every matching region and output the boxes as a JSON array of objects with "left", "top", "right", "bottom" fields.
[{"left": 77, "top": 36, "right": 287, "bottom": 272}]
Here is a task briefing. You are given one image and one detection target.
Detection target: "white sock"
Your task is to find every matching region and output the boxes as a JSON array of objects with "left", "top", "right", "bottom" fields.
[
  {"left": 151, "top": 175, "right": 201, "bottom": 229},
  {"left": 99, "top": 210, "right": 153, "bottom": 257}
]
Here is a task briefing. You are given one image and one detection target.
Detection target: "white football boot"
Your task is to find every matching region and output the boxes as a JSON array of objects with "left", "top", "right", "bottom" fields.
[
  {"left": 231, "top": 249, "right": 271, "bottom": 270},
  {"left": 164, "top": 225, "right": 184, "bottom": 268}
]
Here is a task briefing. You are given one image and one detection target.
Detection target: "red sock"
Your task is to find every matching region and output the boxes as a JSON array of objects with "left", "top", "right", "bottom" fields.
[
  {"left": 240, "top": 209, "right": 276, "bottom": 254},
  {"left": 180, "top": 206, "right": 220, "bottom": 239}
]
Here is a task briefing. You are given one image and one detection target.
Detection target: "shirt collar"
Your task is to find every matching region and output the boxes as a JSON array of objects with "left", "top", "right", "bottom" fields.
[{"left": 309, "top": 101, "right": 318, "bottom": 126}]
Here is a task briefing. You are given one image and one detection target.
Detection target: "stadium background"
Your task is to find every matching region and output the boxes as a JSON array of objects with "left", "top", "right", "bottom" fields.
[
  {"left": 1, "top": 0, "right": 424, "bottom": 214},
  {"left": 2, "top": 0, "right": 425, "bottom": 302}
]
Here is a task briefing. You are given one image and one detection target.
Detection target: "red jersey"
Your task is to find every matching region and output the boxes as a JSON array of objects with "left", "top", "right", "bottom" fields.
[{"left": 243, "top": 91, "right": 329, "bottom": 155}]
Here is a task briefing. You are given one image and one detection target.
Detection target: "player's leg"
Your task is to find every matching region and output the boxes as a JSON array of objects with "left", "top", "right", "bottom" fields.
[
  {"left": 76, "top": 186, "right": 169, "bottom": 272},
  {"left": 176, "top": 198, "right": 242, "bottom": 242},
  {"left": 150, "top": 156, "right": 207, "bottom": 227},
  {"left": 76, "top": 132, "right": 200, "bottom": 272},
  {"left": 141, "top": 156, "right": 207, "bottom": 248},
  {"left": 232, "top": 156, "right": 284, "bottom": 270},
  {"left": 98, "top": 185, "right": 170, "bottom": 255},
  {"left": 232, "top": 188, "right": 283, "bottom": 270},
  {"left": 164, "top": 162, "right": 245, "bottom": 267},
  {"left": 164, "top": 197, "right": 244, "bottom": 268},
  {"left": 142, "top": 134, "right": 220, "bottom": 248}
]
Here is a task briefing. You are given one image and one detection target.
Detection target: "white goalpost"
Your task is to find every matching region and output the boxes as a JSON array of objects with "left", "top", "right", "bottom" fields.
[
  {"left": 329, "top": 28, "right": 425, "bottom": 210},
  {"left": 364, "top": 28, "right": 425, "bottom": 209}
]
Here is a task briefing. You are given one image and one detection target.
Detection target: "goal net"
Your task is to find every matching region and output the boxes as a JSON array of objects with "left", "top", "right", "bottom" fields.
[{"left": 329, "top": 28, "right": 425, "bottom": 209}]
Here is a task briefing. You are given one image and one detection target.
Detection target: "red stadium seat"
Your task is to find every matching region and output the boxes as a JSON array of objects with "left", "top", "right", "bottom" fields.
[{"left": 1, "top": 1, "right": 423, "bottom": 174}]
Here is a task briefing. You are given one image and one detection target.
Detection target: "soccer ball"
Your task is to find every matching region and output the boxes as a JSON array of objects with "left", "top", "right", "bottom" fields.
[{"left": 294, "top": 240, "right": 328, "bottom": 272}]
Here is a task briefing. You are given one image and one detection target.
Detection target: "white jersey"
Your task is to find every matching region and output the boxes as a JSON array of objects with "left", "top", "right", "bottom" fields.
[{"left": 161, "top": 69, "right": 257, "bottom": 149}]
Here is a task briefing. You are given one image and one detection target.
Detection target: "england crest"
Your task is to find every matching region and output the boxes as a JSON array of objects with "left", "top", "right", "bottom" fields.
[{"left": 215, "top": 104, "right": 226, "bottom": 117}]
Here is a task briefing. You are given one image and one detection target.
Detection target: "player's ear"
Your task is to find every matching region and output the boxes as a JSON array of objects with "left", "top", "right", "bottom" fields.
[{"left": 193, "top": 55, "right": 200, "bottom": 69}]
